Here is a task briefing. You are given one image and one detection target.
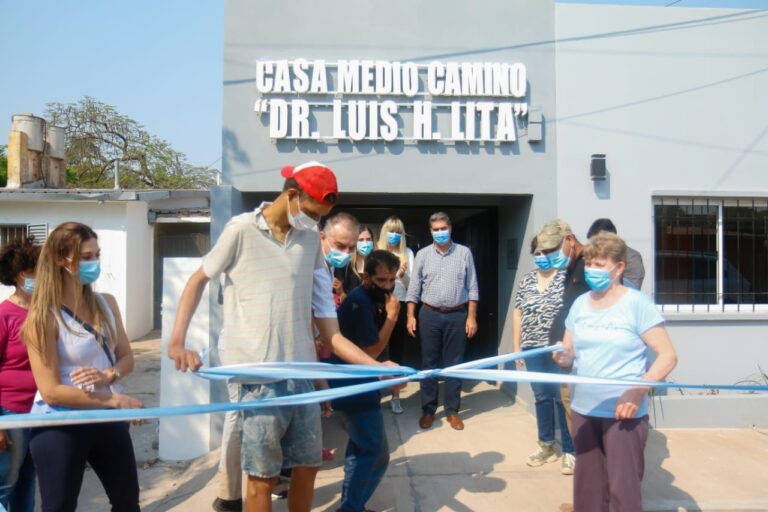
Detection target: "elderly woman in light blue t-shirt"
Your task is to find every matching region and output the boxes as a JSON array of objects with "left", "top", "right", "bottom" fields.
[{"left": 553, "top": 231, "right": 677, "bottom": 512}]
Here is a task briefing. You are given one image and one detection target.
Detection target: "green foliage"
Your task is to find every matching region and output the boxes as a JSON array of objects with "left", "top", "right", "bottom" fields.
[
  {"left": 45, "top": 97, "right": 216, "bottom": 189},
  {"left": 0, "top": 145, "right": 7, "bottom": 188}
]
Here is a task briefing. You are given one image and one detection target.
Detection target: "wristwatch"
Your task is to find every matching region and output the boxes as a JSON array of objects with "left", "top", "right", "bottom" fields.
[{"left": 110, "top": 367, "right": 122, "bottom": 384}]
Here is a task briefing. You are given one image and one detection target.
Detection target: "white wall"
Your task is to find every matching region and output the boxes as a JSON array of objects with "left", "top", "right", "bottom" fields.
[
  {"left": 0, "top": 200, "right": 154, "bottom": 339},
  {"left": 159, "top": 257, "right": 211, "bottom": 460},
  {"left": 125, "top": 202, "right": 154, "bottom": 340}
]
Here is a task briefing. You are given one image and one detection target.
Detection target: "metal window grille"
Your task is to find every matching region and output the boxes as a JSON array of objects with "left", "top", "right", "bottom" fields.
[
  {"left": 0, "top": 225, "right": 28, "bottom": 248},
  {"left": 0, "top": 223, "right": 48, "bottom": 248},
  {"left": 27, "top": 224, "right": 48, "bottom": 245},
  {"left": 653, "top": 197, "right": 768, "bottom": 312}
]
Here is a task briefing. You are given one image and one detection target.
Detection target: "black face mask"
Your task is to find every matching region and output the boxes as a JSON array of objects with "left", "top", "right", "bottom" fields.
[{"left": 368, "top": 283, "right": 394, "bottom": 305}]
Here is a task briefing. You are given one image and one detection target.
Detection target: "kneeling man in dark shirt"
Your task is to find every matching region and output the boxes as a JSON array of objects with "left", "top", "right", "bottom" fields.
[{"left": 327, "top": 249, "right": 401, "bottom": 512}]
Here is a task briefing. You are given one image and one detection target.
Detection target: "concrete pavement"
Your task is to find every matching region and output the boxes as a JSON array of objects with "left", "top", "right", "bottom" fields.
[{"left": 74, "top": 335, "right": 768, "bottom": 511}]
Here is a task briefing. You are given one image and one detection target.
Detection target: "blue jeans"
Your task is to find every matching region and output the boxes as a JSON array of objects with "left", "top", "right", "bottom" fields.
[
  {"left": 524, "top": 351, "right": 574, "bottom": 454},
  {"left": 240, "top": 380, "right": 322, "bottom": 478},
  {"left": 0, "top": 408, "right": 35, "bottom": 512},
  {"left": 338, "top": 408, "right": 389, "bottom": 512}
]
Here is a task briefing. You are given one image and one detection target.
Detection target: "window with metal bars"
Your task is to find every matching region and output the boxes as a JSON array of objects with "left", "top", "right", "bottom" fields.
[
  {"left": 654, "top": 197, "right": 768, "bottom": 312},
  {"left": 0, "top": 224, "right": 48, "bottom": 248}
]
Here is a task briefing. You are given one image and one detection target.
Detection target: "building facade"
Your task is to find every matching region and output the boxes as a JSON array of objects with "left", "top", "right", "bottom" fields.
[
  {"left": 217, "top": 0, "right": 768, "bottom": 427},
  {"left": 0, "top": 189, "right": 209, "bottom": 340}
]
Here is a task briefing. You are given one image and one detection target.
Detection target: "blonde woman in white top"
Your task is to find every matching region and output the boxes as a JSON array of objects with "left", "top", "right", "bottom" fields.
[
  {"left": 377, "top": 216, "right": 414, "bottom": 414},
  {"left": 22, "top": 222, "right": 142, "bottom": 512}
]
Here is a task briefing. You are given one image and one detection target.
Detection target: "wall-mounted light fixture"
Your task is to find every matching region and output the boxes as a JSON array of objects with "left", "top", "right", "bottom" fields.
[{"left": 590, "top": 154, "right": 607, "bottom": 181}]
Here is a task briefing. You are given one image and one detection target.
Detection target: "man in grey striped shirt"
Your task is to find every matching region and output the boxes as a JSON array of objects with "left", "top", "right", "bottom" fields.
[
  {"left": 167, "top": 162, "right": 396, "bottom": 512},
  {"left": 406, "top": 211, "right": 479, "bottom": 431}
]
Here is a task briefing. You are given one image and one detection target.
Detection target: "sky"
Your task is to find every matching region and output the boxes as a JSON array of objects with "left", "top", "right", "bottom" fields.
[
  {"left": 0, "top": 1, "right": 224, "bottom": 169},
  {"left": 1, "top": 0, "right": 765, "bottom": 169}
]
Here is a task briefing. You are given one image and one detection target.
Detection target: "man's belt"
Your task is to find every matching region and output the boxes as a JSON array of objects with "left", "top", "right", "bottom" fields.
[{"left": 423, "top": 303, "right": 467, "bottom": 314}]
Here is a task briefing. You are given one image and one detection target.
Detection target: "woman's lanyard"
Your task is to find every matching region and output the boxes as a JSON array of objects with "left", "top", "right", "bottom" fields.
[{"left": 60, "top": 305, "right": 115, "bottom": 367}]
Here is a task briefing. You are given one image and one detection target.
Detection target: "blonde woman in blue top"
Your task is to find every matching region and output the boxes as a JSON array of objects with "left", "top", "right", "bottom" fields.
[{"left": 554, "top": 232, "right": 677, "bottom": 512}]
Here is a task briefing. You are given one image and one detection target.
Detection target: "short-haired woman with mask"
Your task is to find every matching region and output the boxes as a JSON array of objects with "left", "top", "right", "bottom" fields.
[
  {"left": 23, "top": 222, "right": 143, "bottom": 512},
  {"left": 376, "top": 216, "right": 413, "bottom": 414},
  {"left": 553, "top": 232, "right": 677, "bottom": 512},
  {"left": 0, "top": 238, "right": 41, "bottom": 511}
]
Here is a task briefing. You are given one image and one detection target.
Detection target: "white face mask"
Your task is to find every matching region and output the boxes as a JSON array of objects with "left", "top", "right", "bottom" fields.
[{"left": 287, "top": 195, "right": 318, "bottom": 231}]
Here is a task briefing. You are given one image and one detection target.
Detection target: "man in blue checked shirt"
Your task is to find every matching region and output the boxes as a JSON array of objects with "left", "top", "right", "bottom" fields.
[{"left": 406, "top": 211, "right": 479, "bottom": 431}]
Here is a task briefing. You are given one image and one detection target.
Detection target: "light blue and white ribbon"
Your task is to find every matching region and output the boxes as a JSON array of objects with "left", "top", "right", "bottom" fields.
[{"left": 1, "top": 344, "right": 765, "bottom": 429}]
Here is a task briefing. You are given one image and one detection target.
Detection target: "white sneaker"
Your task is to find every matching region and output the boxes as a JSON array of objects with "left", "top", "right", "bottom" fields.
[
  {"left": 390, "top": 398, "right": 404, "bottom": 414},
  {"left": 561, "top": 453, "right": 575, "bottom": 475},
  {"left": 526, "top": 442, "right": 558, "bottom": 467}
]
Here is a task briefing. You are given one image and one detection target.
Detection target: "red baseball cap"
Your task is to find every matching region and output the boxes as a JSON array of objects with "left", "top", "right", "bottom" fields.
[{"left": 281, "top": 161, "right": 338, "bottom": 205}]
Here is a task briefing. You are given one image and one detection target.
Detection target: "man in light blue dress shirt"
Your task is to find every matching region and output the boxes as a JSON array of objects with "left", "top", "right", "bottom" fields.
[{"left": 406, "top": 212, "right": 479, "bottom": 431}]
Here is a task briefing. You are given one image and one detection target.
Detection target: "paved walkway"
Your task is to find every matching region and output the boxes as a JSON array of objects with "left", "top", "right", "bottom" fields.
[{"left": 73, "top": 334, "right": 768, "bottom": 511}]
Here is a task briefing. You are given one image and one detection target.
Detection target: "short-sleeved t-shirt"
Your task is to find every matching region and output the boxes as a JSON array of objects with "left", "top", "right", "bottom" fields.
[
  {"left": 0, "top": 300, "right": 36, "bottom": 412},
  {"left": 565, "top": 288, "right": 664, "bottom": 418},
  {"left": 202, "top": 203, "right": 327, "bottom": 366},
  {"left": 327, "top": 285, "right": 382, "bottom": 412},
  {"left": 514, "top": 270, "right": 566, "bottom": 349}
]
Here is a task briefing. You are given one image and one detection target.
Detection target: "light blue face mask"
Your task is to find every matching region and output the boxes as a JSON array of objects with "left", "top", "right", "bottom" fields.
[
  {"left": 325, "top": 249, "right": 352, "bottom": 269},
  {"left": 78, "top": 259, "right": 101, "bottom": 285},
  {"left": 432, "top": 229, "right": 451, "bottom": 245},
  {"left": 386, "top": 232, "right": 402, "bottom": 245},
  {"left": 357, "top": 240, "right": 374, "bottom": 256},
  {"left": 546, "top": 249, "right": 570, "bottom": 270},
  {"left": 533, "top": 255, "right": 552, "bottom": 271},
  {"left": 584, "top": 265, "right": 616, "bottom": 292},
  {"left": 22, "top": 277, "right": 35, "bottom": 295}
]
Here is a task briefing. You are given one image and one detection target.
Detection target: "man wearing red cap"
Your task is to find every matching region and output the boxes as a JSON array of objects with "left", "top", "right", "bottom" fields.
[{"left": 168, "top": 161, "right": 395, "bottom": 512}]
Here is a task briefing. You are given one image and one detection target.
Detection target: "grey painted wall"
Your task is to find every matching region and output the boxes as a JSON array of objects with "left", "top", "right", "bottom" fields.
[
  {"left": 555, "top": 4, "right": 768, "bottom": 285},
  {"left": 224, "top": 0, "right": 559, "bottom": 198},
  {"left": 219, "top": 1, "right": 768, "bottom": 427},
  {"left": 223, "top": 0, "right": 563, "bottom": 358},
  {"left": 554, "top": 4, "right": 768, "bottom": 426}
]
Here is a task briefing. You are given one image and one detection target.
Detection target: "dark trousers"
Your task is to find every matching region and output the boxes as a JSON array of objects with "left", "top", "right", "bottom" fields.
[
  {"left": 572, "top": 411, "right": 649, "bottom": 512},
  {"left": 380, "top": 303, "right": 408, "bottom": 364},
  {"left": 30, "top": 422, "right": 140, "bottom": 512},
  {"left": 389, "top": 302, "right": 408, "bottom": 364},
  {"left": 418, "top": 307, "right": 467, "bottom": 415}
]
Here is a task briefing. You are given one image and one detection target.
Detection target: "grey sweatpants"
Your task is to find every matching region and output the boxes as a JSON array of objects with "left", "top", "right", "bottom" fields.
[{"left": 571, "top": 411, "right": 649, "bottom": 512}]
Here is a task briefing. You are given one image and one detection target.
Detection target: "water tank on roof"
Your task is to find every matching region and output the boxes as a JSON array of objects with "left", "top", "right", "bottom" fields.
[
  {"left": 46, "top": 125, "right": 66, "bottom": 159},
  {"left": 11, "top": 114, "right": 46, "bottom": 152}
]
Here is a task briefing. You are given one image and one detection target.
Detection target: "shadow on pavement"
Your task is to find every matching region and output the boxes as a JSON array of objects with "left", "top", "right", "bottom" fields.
[
  {"left": 643, "top": 429, "right": 701, "bottom": 512},
  {"left": 313, "top": 450, "right": 506, "bottom": 512}
]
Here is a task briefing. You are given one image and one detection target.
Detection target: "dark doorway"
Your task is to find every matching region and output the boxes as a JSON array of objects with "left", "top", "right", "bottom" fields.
[
  {"left": 153, "top": 223, "right": 211, "bottom": 329},
  {"left": 332, "top": 203, "right": 499, "bottom": 367}
]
